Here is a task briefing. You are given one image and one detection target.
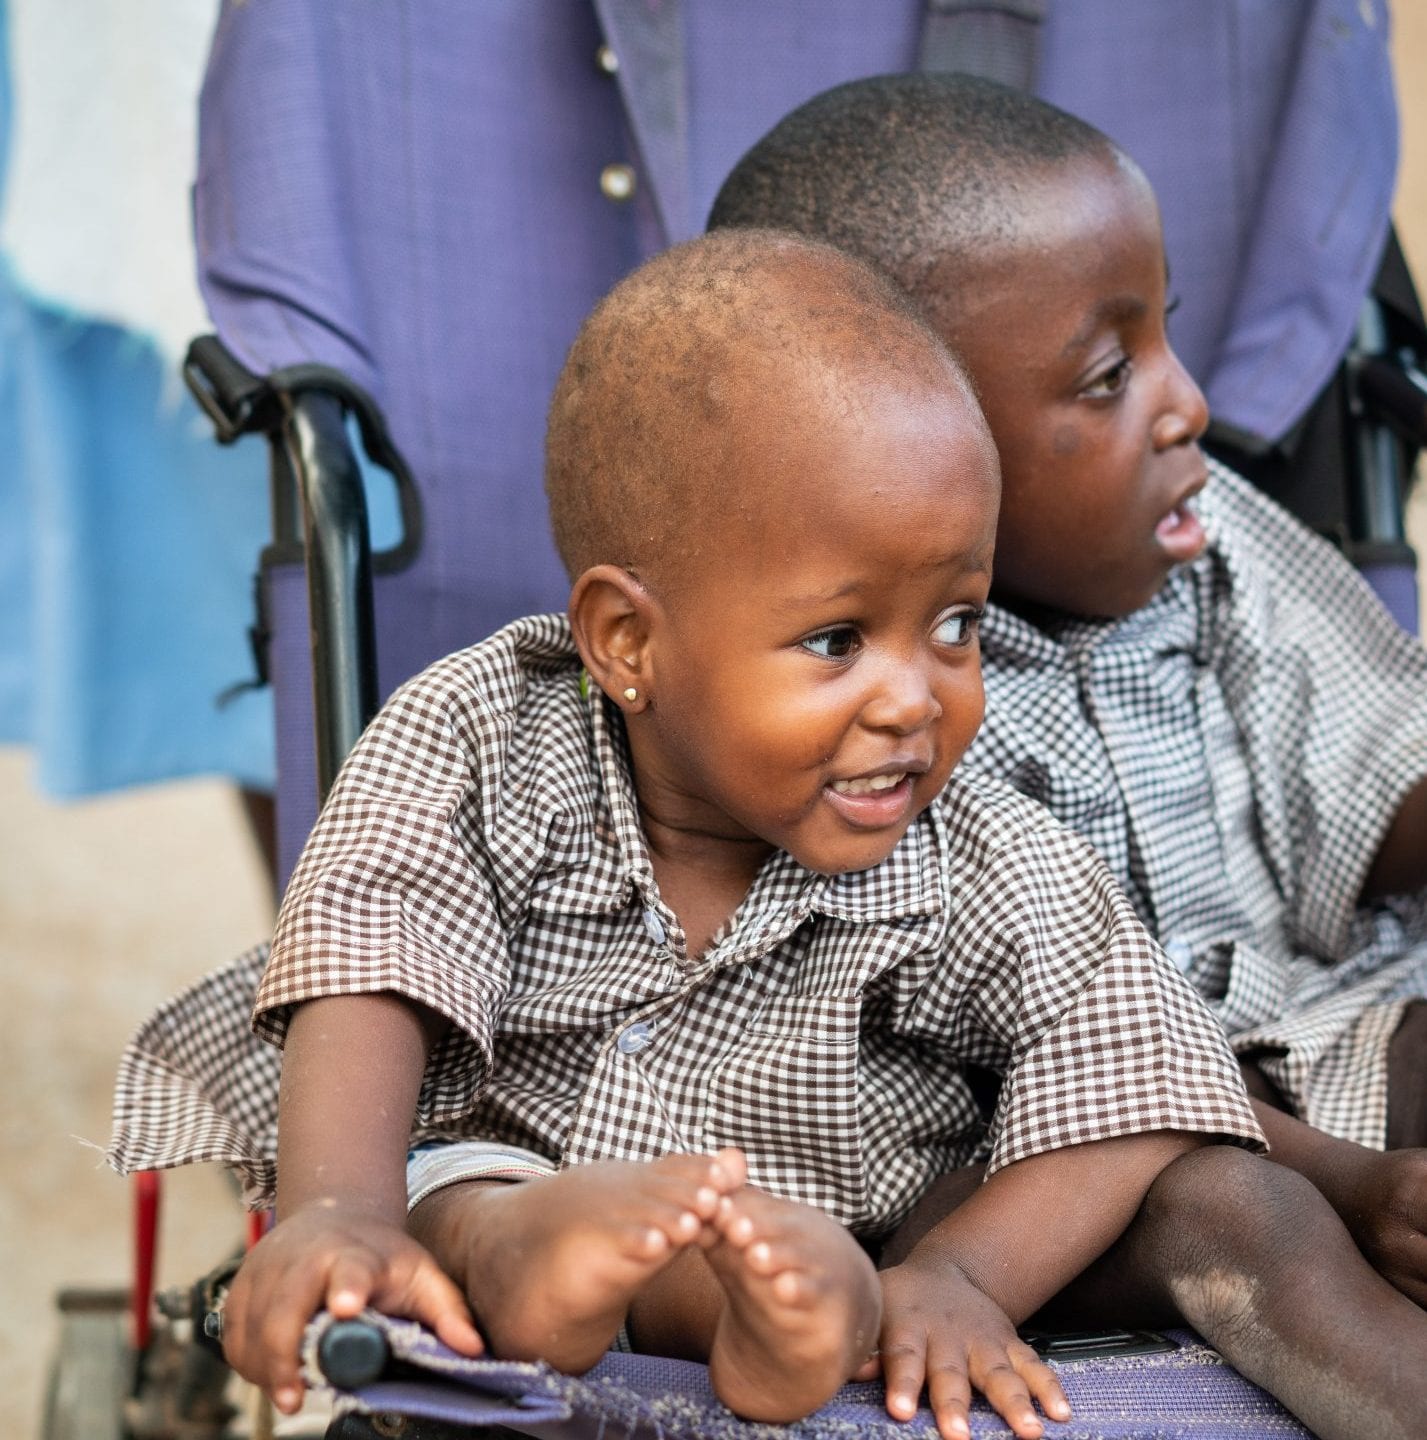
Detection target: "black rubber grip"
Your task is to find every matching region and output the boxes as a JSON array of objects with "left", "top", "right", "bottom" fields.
[{"left": 317, "top": 1319, "right": 391, "bottom": 1389}]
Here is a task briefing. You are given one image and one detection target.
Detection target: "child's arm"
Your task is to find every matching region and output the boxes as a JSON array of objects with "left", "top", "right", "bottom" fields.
[
  {"left": 221, "top": 993, "right": 484, "bottom": 1412},
  {"left": 878, "top": 1129, "right": 1200, "bottom": 1440},
  {"left": 1361, "top": 775, "right": 1427, "bottom": 900},
  {"left": 1247, "top": 1100, "right": 1427, "bottom": 1306}
]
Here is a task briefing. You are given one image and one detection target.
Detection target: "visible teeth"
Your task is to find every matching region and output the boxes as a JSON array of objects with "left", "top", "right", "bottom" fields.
[{"left": 832, "top": 772, "right": 906, "bottom": 796}]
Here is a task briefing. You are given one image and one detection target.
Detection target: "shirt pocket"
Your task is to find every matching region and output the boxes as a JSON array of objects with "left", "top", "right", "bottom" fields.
[{"left": 703, "top": 991, "right": 865, "bottom": 1226}]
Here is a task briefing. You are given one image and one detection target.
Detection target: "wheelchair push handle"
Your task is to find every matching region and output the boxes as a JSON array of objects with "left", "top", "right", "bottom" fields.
[{"left": 316, "top": 1318, "right": 392, "bottom": 1389}]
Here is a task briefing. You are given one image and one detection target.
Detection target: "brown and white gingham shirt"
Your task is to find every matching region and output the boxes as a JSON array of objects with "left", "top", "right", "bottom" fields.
[
  {"left": 966, "top": 461, "right": 1427, "bottom": 1149},
  {"left": 109, "top": 614, "right": 1262, "bottom": 1234}
]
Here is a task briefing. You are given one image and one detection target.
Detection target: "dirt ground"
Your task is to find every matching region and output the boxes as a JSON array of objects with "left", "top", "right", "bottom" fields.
[{"left": 6, "top": 10, "right": 1427, "bottom": 1438}]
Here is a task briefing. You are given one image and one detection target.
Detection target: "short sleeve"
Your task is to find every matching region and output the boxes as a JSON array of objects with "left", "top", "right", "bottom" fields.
[
  {"left": 256, "top": 662, "right": 515, "bottom": 1125},
  {"left": 1207, "top": 467, "right": 1427, "bottom": 955},
  {"left": 932, "top": 790, "right": 1266, "bottom": 1174}
]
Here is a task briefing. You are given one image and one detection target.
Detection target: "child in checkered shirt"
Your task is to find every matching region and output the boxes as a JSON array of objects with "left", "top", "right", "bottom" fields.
[
  {"left": 712, "top": 71, "right": 1427, "bottom": 1434},
  {"left": 115, "top": 229, "right": 1422, "bottom": 1440}
]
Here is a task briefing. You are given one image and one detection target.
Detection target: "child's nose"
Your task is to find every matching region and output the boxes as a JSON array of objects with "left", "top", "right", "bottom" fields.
[
  {"left": 1152, "top": 352, "right": 1209, "bottom": 450},
  {"left": 862, "top": 659, "right": 943, "bottom": 735}
]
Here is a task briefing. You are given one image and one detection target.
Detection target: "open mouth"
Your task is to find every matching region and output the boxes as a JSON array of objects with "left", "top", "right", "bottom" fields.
[
  {"left": 1154, "top": 497, "right": 1207, "bottom": 562},
  {"left": 830, "top": 772, "right": 907, "bottom": 796},
  {"left": 824, "top": 771, "right": 918, "bottom": 828}
]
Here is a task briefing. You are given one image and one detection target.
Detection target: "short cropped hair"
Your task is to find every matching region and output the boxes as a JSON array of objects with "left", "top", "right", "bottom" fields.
[
  {"left": 707, "top": 73, "right": 1118, "bottom": 333},
  {"left": 545, "top": 227, "right": 972, "bottom": 588}
]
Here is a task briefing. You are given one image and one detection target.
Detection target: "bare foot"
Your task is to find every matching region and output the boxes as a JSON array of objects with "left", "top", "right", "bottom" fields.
[
  {"left": 409, "top": 1149, "right": 747, "bottom": 1373},
  {"left": 703, "top": 1188, "right": 882, "bottom": 1422}
]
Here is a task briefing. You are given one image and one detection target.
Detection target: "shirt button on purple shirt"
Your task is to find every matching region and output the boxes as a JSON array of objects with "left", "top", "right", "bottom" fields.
[{"left": 599, "top": 163, "right": 637, "bottom": 202}]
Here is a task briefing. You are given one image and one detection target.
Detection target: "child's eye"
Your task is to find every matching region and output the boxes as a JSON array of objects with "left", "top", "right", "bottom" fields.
[
  {"left": 933, "top": 608, "right": 982, "bottom": 647},
  {"left": 802, "top": 626, "right": 859, "bottom": 659},
  {"left": 1165, "top": 293, "right": 1182, "bottom": 318},
  {"left": 1082, "top": 356, "right": 1132, "bottom": 400}
]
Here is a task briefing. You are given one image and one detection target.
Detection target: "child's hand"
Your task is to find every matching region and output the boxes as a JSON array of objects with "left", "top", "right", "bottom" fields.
[
  {"left": 221, "top": 1200, "right": 484, "bottom": 1413},
  {"left": 876, "top": 1256, "right": 1069, "bottom": 1440},
  {"left": 1340, "top": 1147, "right": 1427, "bottom": 1306}
]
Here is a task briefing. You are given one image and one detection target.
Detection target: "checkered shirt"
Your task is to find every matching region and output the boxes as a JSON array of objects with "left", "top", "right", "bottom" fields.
[
  {"left": 109, "top": 613, "right": 1262, "bottom": 1232},
  {"left": 965, "top": 460, "right": 1427, "bottom": 1148}
]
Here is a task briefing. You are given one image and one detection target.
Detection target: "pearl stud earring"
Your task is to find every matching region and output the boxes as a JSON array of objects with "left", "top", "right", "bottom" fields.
[{"left": 623, "top": 687, "right": 638, "bottom": 702}]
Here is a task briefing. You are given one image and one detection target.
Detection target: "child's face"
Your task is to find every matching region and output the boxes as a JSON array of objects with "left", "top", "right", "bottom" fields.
[
  {"left": 942, "top": 155, "right": 1210, "bottom": 620},
  {"left": 633, "top": 373, "right": 998, "bottom": 877}
]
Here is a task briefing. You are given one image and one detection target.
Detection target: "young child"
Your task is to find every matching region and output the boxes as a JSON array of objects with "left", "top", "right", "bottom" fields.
[
  {"left": 108, "top": 231, "right": 1427, "bottom": 1440},
  {"left": 710, "top": 65, "right": 1427, "bottom": 1338}
]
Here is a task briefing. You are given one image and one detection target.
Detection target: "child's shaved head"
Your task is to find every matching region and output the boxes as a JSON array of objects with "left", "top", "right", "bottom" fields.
[
  {"left": 707, "top": 73, "right": 1120, "bottom": 337},
  {"left": 545, "top": 227, "right": 971, "bottom": 591}
]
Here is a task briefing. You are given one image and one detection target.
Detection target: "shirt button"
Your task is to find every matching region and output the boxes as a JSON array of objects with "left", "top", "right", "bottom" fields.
[
  {"left": 641, "top": 908, "right": 667, "bottom": 945},
  {"left": 595, "top": 43, "right": 619, "bottom": 75},
  {"left": 616, "top": 1021, "right": 653, "bottom": 1055},
  {"left": 600, "top": 163, "right": 637, "bottom": 202},
  {"left": 1164, "top": 937, "right": 1194, "bottom": 973}
]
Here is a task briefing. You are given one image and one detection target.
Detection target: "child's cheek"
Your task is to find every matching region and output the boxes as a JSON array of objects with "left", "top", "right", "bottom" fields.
[{"left": 1051, "top": 423, "right": 1082, "bottom": 457}]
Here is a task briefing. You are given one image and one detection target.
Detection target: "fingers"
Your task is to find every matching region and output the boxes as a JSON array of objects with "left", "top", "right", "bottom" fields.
[
  {"left": 923, "top": 1350, "right": 973, "bottom": 1440},
  {"left": 879, "top": 1334, "right": 930, "bottom": 1424},
  {"left": 325, "top": 1250, "right": 382, "bottom": 1317},
  {"left": 969, "top": 1340, "right": 1068, "bottom": 1439},
  {"left": 880, "top": 1327, "right": 1070, "bottom": 1440},
  {"left": 383, "top": 1254, "right": 485, "bottom": 1358},
  {"left": 222, "top": 1246, "right": 340, "bottom": 1412},
  {"left": 222, "top": 1219, "right": 485, "bottom": 1412}
]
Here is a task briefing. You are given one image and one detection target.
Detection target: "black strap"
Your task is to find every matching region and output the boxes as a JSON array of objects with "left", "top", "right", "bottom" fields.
[{"left": 918, "top": 0, "right": 1047, "bottom": 89}]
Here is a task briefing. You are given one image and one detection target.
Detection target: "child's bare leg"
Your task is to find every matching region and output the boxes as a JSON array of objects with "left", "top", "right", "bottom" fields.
[
  {"left": 408, "top": 1150, "right": 745, "bottom": 1373},
  {"left": 1038, "top": 1147, "right": 1427, "bottom": 1440},
  {"left": 885, "top": 1148, "right": 1427, "bottom": 1440}
]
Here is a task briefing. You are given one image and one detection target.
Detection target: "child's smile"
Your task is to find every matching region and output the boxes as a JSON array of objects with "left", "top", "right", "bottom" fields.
[
  {"left": 623, "top": 369, "right": 999, "bottom": 883},
  {"left": 825, "top": 768, "right": 920, "bottom": 827}
]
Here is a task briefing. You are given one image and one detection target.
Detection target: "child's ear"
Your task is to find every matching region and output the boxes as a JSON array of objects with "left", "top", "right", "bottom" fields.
[{"left": 568, "top": 565, "right": 657, "bottom": 713}]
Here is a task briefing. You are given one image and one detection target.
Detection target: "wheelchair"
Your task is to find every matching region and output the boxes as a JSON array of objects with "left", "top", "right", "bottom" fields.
[{"left": 43, "top": 3, "right": 1427, "bottom": 1438}]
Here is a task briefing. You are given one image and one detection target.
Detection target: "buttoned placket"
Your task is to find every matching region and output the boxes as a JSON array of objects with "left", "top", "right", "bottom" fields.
[
  {"left": 592, "top": 35, "right": 638, "bottom": 206},
  {"left": 575, "top": 894, "right": 810, "bottom": 1160}
]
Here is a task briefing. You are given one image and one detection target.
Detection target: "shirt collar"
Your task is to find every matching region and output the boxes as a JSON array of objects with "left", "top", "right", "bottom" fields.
[{"left": 982, "top": 504, "right": 1233, "bottom": 670}]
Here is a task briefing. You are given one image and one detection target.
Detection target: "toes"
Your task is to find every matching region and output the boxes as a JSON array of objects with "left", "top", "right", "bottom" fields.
[
  {"left": 770, "top": 1269, "right": 805, "bottom": 1306},
  {"left": 631, "top": 1225, "right": 673, "bottom": 1260},
  {"left": 646, "top": 1153, "right": 743, "bottom": 1222},
  {"left": 717, "top": 1197, "right": 758, "bottom": 1249},
  {"left": 711, "top": 1148, "right": 749, "bottom": 1191},
  {"left": 621, "top": 1204, "right": 701, "bottom": 1257}
]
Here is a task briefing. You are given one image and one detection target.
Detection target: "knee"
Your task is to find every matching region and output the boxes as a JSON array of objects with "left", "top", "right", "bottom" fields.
[
  {"left": 1144, "top": 1145, "right": 1322, "bottom": 1254},
  {"left": 1141, "top": 1146, "right": 1328, "bottom": 1332}
]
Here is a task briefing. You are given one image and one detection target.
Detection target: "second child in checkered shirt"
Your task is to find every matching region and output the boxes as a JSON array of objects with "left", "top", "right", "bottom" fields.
[
  {"left": 711, "top": 73, "right": 1427, "bottom": 1439},
  {"left": 121, "top": 232, "right": 1420, "bottom": 1440}
]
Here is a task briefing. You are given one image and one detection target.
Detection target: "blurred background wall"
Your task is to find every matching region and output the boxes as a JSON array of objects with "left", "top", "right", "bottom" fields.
[{"left": 2, "top": 6, "right": 1425, "bottom": 1437}]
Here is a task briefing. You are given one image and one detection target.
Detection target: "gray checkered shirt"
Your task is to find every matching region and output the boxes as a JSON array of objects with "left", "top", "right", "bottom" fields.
[
  {"left": 965, "top": 461, "right": 1427, "bottom": 1149},
  {"left": 109, "top": 614, "right": 1262, "bottom": 1233}
]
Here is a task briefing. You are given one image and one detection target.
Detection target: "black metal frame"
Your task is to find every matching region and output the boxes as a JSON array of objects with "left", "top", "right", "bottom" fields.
[{"left": 182, "top": 336, "right": 421, "bottom": 802}]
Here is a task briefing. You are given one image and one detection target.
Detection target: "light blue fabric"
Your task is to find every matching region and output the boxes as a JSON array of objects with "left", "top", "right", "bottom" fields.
[{"left": 0, "top": 0, "right": 274, "bottom": 793}]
